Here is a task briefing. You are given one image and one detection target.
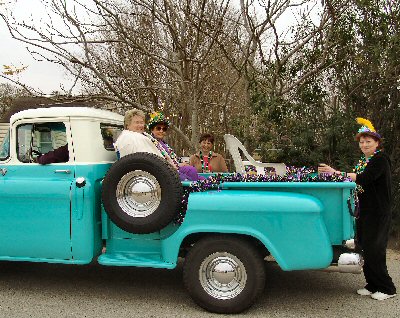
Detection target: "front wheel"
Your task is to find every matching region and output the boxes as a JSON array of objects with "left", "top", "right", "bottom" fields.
[{"left": 183, "top": 235, "right": 266, "bottom": 314}]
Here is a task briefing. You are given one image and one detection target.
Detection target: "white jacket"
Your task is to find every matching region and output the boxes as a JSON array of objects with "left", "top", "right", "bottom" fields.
[{"left": 114, "top": 130, "right": 162, "bottom": 158}]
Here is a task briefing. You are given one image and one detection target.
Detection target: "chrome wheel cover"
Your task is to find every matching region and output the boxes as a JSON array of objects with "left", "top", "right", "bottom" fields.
[
  {"left": 199, "top": 252, "right": 247, "bottom": 300},
  {"left": 116, "top": 170, "right": 161, "bottom": 218}
]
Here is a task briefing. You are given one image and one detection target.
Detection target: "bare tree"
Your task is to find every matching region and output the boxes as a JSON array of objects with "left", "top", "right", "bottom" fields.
[
  {"left": 0, "top": 0, "right": 348, "bottom": 153},
  {"left": 0, "top": 82, "right": 26, "bottom": 118},
  {"left": 213, "top": 0, "right": 347, "bottom": 147},
  {"left": 1, "top": 0, "right": 242, "bottom": 149}
]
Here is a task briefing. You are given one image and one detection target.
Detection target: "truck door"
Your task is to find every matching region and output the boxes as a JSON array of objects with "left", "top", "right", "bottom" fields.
[{"left": 0, "top": 121, "right": 74, "bottom": 261}]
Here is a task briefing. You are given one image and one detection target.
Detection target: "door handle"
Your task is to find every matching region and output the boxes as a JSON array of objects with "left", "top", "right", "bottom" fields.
[
  {"left": 0, "top": 168, "right": 6, "bottom": 176},
  {"left": 54, "top": 169, "right": 71, "bottom": 174}
]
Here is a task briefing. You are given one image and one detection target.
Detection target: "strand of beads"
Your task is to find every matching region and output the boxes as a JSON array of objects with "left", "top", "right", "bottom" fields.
[
  {"left": 353, "top": 150, "right": 380, "bottom": 174},
  {"left": 352, "top": 149, "right": 380, "bottom": 193},
  {"left": 174, "top": 166, "right": 352, "bottom": 224},
  {"left": 146, "top": 133, "right": 179, "bottom": 167},
  {"left": 199, "top": 151, "right": 212, "bottom": 172}
]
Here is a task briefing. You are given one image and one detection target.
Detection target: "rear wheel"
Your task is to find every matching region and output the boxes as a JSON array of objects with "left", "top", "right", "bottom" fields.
[{"left": 183, "top": 235, "right": 266, "bottom": 314}]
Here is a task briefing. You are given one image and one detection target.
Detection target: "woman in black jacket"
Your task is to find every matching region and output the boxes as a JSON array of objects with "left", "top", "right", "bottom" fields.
[{"left": 319, "top": 118, "right": 396, "bottom": 301}]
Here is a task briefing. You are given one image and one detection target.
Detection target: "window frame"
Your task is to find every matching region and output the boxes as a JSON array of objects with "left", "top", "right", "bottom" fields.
[
  {"left": 100, "top": 123, "right": 123, "bottom": 152},
  {"left": 0, "top": 129, "right": 10, "bottom": 161},
  {"left": 16, "top": 121, "right": 69, "bottom": 164}
]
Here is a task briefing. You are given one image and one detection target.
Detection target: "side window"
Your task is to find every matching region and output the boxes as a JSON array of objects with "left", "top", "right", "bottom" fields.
[
  {"left": 101, "top": 124, "right": 123, "bottom": 151},
  {"left": 0, "top": 129, "right": 10, "bottom": 160},
  {"left": 17, "top": 122, "right": 68, "bottom": 163}
]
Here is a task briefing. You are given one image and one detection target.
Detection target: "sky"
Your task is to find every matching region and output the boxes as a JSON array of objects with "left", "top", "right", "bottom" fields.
[
  {"left": 0, "top": 0, "right": 76, "bottom": 94},
  {"left": 0, "top": 26, "right": 73, "bottom": 94},
  {"left": 0, "top": 0, "right": 322, "bottom": 96}
]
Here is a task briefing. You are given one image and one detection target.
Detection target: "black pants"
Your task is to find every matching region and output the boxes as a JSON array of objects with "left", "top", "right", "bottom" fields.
[{"left": 356, "top": 212, "right": 396, "bottom": 295}]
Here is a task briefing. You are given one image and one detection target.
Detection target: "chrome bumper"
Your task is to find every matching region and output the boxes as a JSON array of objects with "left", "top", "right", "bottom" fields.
[{"left": 324, "top": 251, "right": 363, "bottom": 274}]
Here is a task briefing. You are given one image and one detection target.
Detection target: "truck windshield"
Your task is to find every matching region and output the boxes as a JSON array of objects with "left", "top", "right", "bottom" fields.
[{"left": 0, "top": 130, "right": 10, "bottom": 160}]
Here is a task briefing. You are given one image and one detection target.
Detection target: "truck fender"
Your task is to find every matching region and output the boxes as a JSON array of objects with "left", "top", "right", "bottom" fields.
[{"left": 162, "top": 191, "right": 333, "bottom": 271}]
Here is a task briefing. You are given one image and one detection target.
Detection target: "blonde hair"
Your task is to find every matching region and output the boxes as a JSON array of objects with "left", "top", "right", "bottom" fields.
[{"left": 124, "top": 108, "right": 145, "bottom": 129}]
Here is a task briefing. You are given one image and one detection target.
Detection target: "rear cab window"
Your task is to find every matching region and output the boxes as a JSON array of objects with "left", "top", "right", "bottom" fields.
[{"left": 100, "top": 124, "right": 123, "bottom": 151}]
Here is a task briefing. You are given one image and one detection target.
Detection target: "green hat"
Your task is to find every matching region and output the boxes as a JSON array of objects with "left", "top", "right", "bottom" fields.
[{"left": 147, "top": 111, "right": 170, "bottom": 130}]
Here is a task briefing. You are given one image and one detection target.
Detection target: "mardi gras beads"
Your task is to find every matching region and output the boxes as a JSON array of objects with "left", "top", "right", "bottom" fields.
[
  {"left": 199, "top": 151, "right": 213, "bottom": 172},
  {"left": 174, "top": 166, "right": 352, "bottom": 224}
]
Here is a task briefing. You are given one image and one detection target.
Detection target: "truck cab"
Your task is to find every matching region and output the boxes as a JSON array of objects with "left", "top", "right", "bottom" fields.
[{"left": 0, "top": 107, "right": 123, "bottom": 263}]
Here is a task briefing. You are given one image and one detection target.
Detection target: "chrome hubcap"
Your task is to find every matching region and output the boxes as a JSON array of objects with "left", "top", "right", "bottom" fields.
[
  {"left": 116, "top": 170, "right": 161, "bottom": 217},
  {"left": 199, "top": 252, "right": 247, "bottom": 300}
]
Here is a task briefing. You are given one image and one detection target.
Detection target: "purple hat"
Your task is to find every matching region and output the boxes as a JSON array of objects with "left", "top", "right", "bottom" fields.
[{"left": 355, "top": 117, "right": 381, "bottom": 140}]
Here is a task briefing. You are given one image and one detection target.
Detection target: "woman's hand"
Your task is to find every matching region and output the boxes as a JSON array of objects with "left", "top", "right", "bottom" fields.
[
  {"left": 347, "top": 172, "right": 357, "bottom": 181},
  {"left": 318, "top": 163, "right": 337, "bottom": 175},
  {"left": 318, "top": 164, "right": 355, "bottom": 180}
]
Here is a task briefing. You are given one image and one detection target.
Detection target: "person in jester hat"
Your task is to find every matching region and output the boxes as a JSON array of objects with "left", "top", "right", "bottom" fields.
[
  {"left": 146, "top": 111, "right": 203, "bottom": 182},
  {"left": 318, "top": 117, "right": 396, "bottom": 301}
]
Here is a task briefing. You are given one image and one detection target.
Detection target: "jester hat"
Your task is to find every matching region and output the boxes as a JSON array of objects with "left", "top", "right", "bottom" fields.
[
  {"left": 355, "top": 117, "right": 381, "bottom": 140},
  {"left": 147, "top": 111, "right": 170, "bottom": 130}
]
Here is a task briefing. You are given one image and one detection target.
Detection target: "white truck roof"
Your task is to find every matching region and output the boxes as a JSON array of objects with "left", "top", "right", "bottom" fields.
[
  {"left": 10, "top": 107, "right": 123, "bottom": 123},
  {"left": 7, "top": 106, "right": 124, "bottom": 164}
]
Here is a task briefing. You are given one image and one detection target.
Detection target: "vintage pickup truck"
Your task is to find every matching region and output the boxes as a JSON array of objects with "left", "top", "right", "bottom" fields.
[{"left": 0, "top": 107, "right": 361, "bottom": 314}]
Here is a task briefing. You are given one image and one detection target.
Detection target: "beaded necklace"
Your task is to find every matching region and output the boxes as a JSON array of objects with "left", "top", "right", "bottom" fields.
[
  {"left": 353, "top": 150, "right": 380, "bottom": 174},
  {"left": 353, "top": 149, "right": 380, "bottom": 194},
  {"left": 146, "top": 133, "right": 179, "bottom": 167},
  {"left": 199, "top": 151, "right": 213, "bottom": 172}
]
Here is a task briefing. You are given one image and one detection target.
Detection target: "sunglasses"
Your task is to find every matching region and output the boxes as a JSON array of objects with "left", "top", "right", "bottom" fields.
[{"left": 155, "top": 126, "right": 168, "bottom": 132}]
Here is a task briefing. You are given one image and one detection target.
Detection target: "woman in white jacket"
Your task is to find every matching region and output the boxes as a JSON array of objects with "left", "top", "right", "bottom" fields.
[
  {"left": 115, "top": 108, "right": 202, "bottom": 181},
  {"left": 114, "top": 109, "right": 161, "bottom": 158}
]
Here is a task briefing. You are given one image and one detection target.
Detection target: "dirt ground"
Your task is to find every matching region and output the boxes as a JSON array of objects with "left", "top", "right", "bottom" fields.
[{"left": 388, "top": 233, "right": 400, "bottom": 251}]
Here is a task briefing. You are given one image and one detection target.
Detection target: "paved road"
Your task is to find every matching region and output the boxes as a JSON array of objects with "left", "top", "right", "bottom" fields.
[{"left": 0, "top": 251, "right": 398, "bottom": 318}]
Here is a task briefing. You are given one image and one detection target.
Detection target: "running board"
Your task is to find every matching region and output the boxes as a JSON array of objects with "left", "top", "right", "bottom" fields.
[{"left": 97, "top": 252, "right": 176, "bottom": 269}]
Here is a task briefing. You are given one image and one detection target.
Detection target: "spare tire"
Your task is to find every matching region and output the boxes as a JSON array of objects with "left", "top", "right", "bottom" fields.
[{"left": 102, "top": 152, "right": 183, "bottom": 234}]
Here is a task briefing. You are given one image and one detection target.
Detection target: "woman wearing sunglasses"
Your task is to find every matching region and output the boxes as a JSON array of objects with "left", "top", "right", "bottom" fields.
[{"left": 147, "top": 112, "right": 202, "bottom": 181}]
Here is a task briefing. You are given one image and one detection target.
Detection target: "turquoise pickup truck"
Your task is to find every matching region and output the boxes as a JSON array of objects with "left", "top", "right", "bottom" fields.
[{"left": 0, "top": 107, "right": 361, "bottom": 314}]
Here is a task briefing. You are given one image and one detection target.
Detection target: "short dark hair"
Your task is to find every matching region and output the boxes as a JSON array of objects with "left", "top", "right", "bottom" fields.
[
  {"left": 199, "top": 133, "right": 214, "bottom": 144},
  {"left": 356, "top": 132, "right": 382, "bottom": 148}
]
